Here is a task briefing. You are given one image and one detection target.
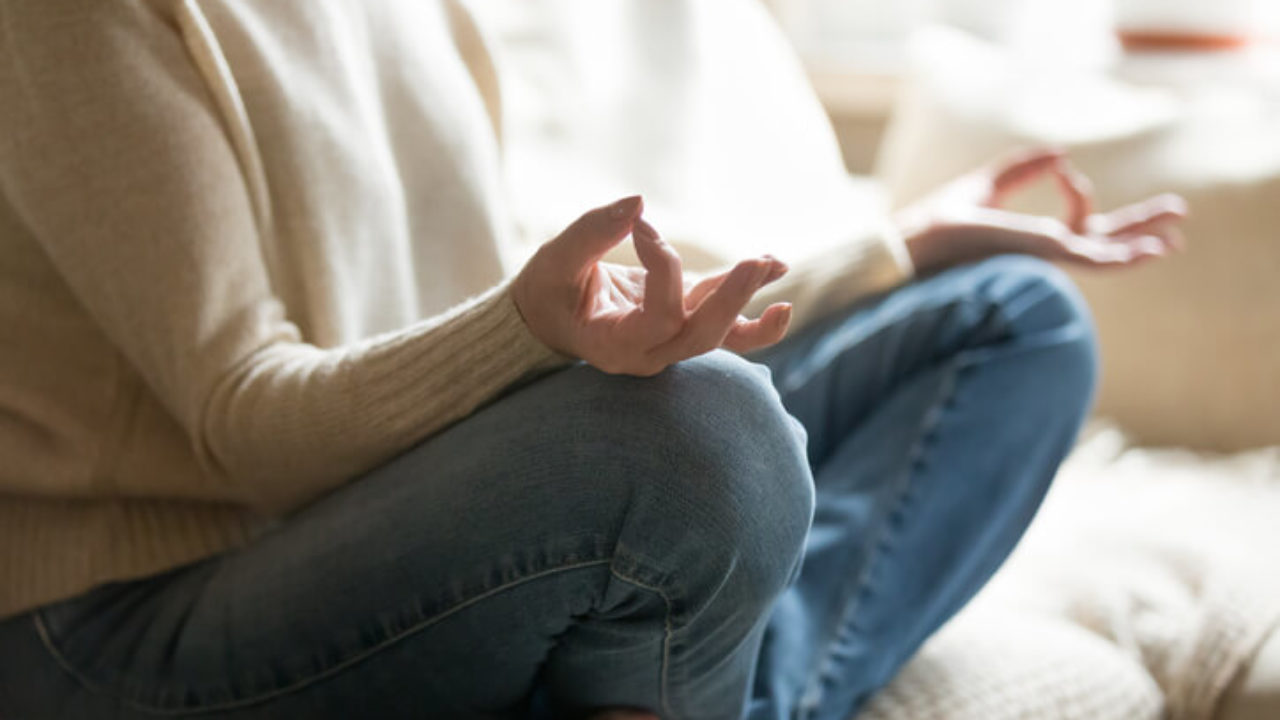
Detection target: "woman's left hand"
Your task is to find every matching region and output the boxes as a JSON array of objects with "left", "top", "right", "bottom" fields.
[{"left": 896, "top": 148, "right": 1188, "bottom": 276}]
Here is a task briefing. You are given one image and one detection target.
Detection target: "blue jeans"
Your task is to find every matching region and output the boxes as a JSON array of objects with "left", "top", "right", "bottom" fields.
[{"left": 0, "top": 256, "right": 1097, "bottom": 720}]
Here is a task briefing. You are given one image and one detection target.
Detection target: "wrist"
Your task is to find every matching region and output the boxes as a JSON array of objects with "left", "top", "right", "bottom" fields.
[
  {"left": 509, "top": 269, "right": 532, "bottom": 326},
  {"left": 895, "top": 212, "right": 939, "bottom": 276},
  {"left": 508, "top": 266, "right": 579, "bottom": 361}
]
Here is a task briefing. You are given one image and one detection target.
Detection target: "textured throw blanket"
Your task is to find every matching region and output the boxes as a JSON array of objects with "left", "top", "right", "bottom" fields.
[{"left": 860, "top": 425, "right": 1280, "bottom": 719}]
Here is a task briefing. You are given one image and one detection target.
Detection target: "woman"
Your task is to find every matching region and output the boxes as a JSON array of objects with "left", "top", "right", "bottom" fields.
[{"left": 0, "top": 0, "right": 1185, "bottom": 718}]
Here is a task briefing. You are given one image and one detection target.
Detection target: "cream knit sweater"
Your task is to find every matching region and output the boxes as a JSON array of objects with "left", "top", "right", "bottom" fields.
[{"left": 0, "top": 0, "right": 910, "bottom": 618}]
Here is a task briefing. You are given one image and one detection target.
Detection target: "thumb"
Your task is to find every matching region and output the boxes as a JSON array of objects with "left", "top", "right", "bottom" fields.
[{"left": 549, "top": 195, "right": 643, "bottom": 272}]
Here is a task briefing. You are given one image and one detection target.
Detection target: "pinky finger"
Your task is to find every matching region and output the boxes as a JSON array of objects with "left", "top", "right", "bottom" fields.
[{"left": 720, "top": 303, "right": 793, "bottom": 353}]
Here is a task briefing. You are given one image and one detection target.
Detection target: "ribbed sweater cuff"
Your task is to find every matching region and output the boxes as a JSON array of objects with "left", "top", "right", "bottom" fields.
[
  {"left": 216, "top": 279, "right": 573, "bottom": 512},
  {"left": 878, "top": 221, "right": 916, "bottom": 280},
  {"left": 356, "top": 279, "right": 569, "bottom": 417},
  {"left": 341, "top": 278, "right": 571, "bottom": 438}
]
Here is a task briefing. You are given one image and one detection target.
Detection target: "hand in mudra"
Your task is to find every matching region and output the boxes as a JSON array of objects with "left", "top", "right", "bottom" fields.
[
  {"left": 898, "top": 148, "right": 1188, "bottom": 275},
  {"left": 512, "top": 196, "right": 793, "bottom": 376}
]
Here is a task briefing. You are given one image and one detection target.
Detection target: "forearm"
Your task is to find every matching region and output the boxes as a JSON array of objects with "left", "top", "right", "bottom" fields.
[{"left": 199, "top": 282, "right": 567, "bottom": 511}]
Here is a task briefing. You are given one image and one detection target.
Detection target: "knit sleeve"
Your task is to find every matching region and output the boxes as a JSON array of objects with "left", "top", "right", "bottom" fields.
[
  {"left": 0, "top": 0, "right": 564, "bottom": 512},
  {"left": 740, "top": 223, "right": 915, "bottom": 330}
]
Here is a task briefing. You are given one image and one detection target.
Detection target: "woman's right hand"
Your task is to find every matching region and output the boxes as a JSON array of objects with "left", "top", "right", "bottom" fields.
[{"left": 511, "top": 196, "right": 793, "bottom": 376}]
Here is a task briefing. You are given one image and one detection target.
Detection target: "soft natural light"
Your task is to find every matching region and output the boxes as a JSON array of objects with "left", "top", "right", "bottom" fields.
[{"left": 769, "top": 0, "right": 1280, "bottom": 72}]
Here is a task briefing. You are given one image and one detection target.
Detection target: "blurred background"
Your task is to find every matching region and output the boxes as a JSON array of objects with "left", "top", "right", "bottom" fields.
[
  {"left": 770, "top": 0, "right": 1280, "bottom": 172},
  {"left": 766, "top": 0, "right": 1280, "bottom": 452}
]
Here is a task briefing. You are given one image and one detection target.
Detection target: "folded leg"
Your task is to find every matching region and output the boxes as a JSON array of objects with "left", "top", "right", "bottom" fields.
[{"left": 750, "top": 255, "right": 1098, "bottom": 720}]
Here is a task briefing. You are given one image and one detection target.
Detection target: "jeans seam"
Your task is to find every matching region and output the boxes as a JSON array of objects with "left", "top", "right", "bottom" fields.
[
  {"left": 796, "top": 359, "right": 962, "bottom": 720},
  {"left": 34, "top": 558, "right": 615, "bottom": 716},
  {"left": 607, "top": 568, "right": 676, "bottom": 720}
]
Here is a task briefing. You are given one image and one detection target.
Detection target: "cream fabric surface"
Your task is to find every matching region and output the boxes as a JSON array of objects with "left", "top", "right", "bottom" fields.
[
  {"left": 470, "top": 0, "right": 914, "bottom": 330},
  {"left": 858, "top": 426, "right": 1280, "bottom": 719},
  {"left": 875, "top": 28, "right": 1280, "bottom": 451}
]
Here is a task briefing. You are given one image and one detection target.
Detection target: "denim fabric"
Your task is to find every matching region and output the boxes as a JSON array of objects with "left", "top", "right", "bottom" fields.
[
  {"left": 0, "top": 256, "right": 1096, "bottom": 720},
  {"left": 748, "top": 255, "right": 1096, "bottom": 720}
]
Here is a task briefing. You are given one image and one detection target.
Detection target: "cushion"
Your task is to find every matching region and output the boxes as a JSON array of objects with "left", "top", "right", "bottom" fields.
[{"left": 859, "top": 425, "right": 1280, "bottom": 719}]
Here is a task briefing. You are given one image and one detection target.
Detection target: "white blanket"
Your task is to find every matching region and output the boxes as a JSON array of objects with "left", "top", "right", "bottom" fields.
[{"left": 860, "top": 426, "right": 1280, "bottom": 719}]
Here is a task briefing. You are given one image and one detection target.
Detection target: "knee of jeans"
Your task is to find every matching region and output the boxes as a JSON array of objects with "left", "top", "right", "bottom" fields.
[
  {"left": 586, "top": 351, "right": 815, "bottom": 604},
  {"left": 978, "top": 255, "right": 1099, "bottom": 398}
]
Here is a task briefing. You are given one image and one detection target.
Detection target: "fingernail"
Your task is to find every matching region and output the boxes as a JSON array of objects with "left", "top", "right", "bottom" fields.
[
  {"left": 776, "top": 303, "right": 793, "bottom": 326},
  {"left": 609, "top": 195, "right": 643, "bottom": 220},
  {"left": 764, "top": 257, "right": 789, "bottom": 282}
]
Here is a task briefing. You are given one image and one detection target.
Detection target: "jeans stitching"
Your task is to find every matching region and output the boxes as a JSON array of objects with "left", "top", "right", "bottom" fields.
[
  {"left": 34, "top": 558, "right": 615, "bottom": 716},
  {"left": 606, "top": 568, "right": 676, "bottom": 720},
  {"left": 796, "top": 359, "right": 962, "bottom": 719}
]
